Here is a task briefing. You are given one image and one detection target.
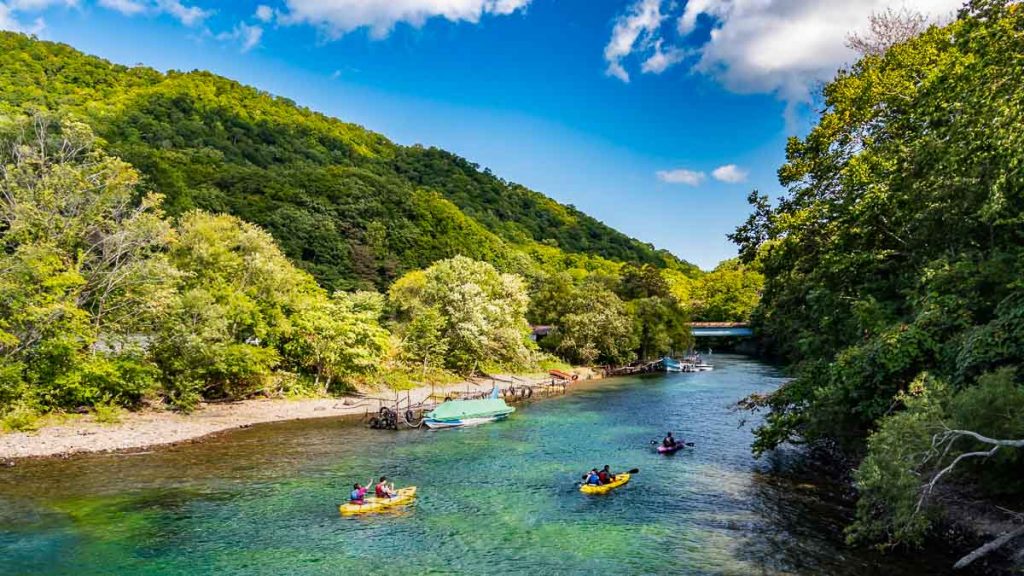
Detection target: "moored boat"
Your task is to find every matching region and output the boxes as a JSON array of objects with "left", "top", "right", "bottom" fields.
[
  {"left": 682, "top": 353, "right": 713, "bottom": 372},
  {"left": 661, "top": 356, "right": 684, "bottom": 372},
  {"left": 423, "top": 397, "right": 515, "bottom": 429}
]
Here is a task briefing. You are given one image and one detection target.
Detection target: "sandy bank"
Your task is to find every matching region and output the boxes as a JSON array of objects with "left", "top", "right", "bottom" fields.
[{"left": 0, "top": 372, "right": 589, "bottom": 461}]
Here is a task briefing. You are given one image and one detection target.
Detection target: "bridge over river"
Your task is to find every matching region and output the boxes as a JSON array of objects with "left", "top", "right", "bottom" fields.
[{"left": 689, "top": 322, "right": 753, "bottom": 337}]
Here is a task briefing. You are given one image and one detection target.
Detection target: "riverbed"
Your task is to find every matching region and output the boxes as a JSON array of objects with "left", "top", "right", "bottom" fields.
[{"left": 0, "top": 355, "right": 979, "bottom": 574}]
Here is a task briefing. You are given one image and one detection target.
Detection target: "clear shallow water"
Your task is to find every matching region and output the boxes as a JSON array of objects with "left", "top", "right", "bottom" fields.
[{"left": 0, "top": 355, "right": 975, "bottom": 575}]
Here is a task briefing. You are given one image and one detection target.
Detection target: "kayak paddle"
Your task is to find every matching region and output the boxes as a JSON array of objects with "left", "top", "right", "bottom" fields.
[{"left": 650, "top": 439, "right": 695, "bottom": 447}]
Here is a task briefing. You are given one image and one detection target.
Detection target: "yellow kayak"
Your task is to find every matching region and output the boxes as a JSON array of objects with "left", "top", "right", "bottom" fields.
[
  {"left": 579, "top": 473, "right": 631, "bottom": 494},
  {"left": 339, "top": 487, "right": 417, "bottom": 515}
]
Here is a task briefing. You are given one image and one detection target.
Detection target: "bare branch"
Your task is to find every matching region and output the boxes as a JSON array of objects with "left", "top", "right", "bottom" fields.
[
  {"left": 916, "top": 429, "right": 1024, "bottom": 513},
  {"left": 943, "top": 429, "right": 1024, "bottom": 449},
  {"left": 953, "top": 525, "right": 1024, "bottom": 570},
  {"left": 846, "top": 8, "right": 928, "bottom": 56}
]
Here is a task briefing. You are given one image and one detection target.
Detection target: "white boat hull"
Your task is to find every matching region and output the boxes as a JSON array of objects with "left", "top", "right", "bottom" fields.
[{"left": 423, "top": 414, "right": 509, "bottom": 429}]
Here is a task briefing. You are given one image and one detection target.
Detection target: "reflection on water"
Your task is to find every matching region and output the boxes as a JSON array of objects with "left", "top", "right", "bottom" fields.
[{"left": 0, "top": 355, "right": 978, "bottom": 575}]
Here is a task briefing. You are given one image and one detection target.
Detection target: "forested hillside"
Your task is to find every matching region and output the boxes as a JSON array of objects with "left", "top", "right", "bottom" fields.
[
  {"left": 0, "top": 33, "right": 765, "bottom": 433},
  {"left": 732, "top": 0, "right": 1023, "bottom": 562},
  {"left": 0, "top": 32, "right": 696, "bottom": 291}
]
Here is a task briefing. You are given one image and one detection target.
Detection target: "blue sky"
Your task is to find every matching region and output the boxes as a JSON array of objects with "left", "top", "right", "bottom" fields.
[{"left": 0, "top": 0, "right": 962, "bottom": 269}]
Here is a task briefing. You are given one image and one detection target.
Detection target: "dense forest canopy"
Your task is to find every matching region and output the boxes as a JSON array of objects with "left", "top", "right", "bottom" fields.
[
  {"left": 732, "top": 0, "right": 1024, "bottom": 556},
  {"left": 0, "top": 31, "right": 697, "bottom": 292}
]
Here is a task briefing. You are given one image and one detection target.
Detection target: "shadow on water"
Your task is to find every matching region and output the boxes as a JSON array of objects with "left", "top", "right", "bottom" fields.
[{"left": 0, "top": 355, "right": 984, "bottom": 575}]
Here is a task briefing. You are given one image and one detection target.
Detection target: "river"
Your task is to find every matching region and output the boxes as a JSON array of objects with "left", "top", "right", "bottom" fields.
[{"left": 0, "top": 355, "right": 978, "bottom": 574}]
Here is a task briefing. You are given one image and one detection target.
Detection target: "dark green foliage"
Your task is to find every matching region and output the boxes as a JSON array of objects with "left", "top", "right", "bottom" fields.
[
  {"left": 733, "top": 0, "right": 1024, "bottom": 549},
  {"left": 849, "top": 369, "right": 1024, "bottom": 546},
  {"left": 392, "top": 146, "right": 694, "bottom": 271},
  {"left": 628, "top": 296, "right": 693, "bottom": 361},
  {"left": 617, "top": 263, "right": 671, "bottom": 300},
  {"left": 735, "top": 0, "right": 1024, "bottom": 453},
  {"left": 0, "top": 116, "right": 392, "bottom": 415}
]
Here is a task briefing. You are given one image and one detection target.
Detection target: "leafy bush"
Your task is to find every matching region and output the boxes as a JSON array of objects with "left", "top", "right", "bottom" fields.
[
  {"left": 1, "top": 403, "right": 40, "bottom": 432},
  {"left": 92, "top": 398, "right": 123, "bottom": 425},
  {"left": 850, "top": 369, "right": 1024, "bottom": 547}
]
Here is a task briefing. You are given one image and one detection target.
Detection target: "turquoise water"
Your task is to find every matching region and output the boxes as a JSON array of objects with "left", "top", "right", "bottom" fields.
[{"left": 0, "top": 355, "right": 974, "bottom": 574}]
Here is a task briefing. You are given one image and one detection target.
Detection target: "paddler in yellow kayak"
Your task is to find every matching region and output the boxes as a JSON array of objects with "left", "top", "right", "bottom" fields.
[
  {"left": 583, "top": 465, "right": 618, "bottom": 485},
  {"left": 340, "top": 476, "right": 418, "bottom": 515},
  {"left": 374, "top": 476, "right": 397, "bottom": 498},
  {"left": 349, "top": 479, "right": 373, "bottom": 504}
]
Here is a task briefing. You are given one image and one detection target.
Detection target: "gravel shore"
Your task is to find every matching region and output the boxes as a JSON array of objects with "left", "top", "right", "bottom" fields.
[{"left": 0, "top": 374, "right": 565, "bottom": 460}]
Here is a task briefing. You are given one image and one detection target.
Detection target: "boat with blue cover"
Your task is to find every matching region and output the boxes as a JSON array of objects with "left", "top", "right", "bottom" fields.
[
  {"left": 423, "top": 389, "right": 515, "bottom": 429},
  {"left": 662, "top": 356, "right": 685, "bottom": 372}
]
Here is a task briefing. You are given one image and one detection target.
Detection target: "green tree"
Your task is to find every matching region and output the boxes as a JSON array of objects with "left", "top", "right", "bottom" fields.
[
  {"left": 0, "top": 115, "right": 172, "bottom": 412},
  {"left": 689, "top": 259, "right": 763, "bottom": 322},
  {"left": 730, "top": 0, "right": 1024, "bottom": 561},
  {"left": 735, "top": 0, "right": 1024, "bottom": 453},
  {"left": 617, "top": 263, "right": 671, "bottom": 300},
  {"left": 849, "top": 370, "right": 1024, "bottom": 557},
  {"left": 284, "top": 291, "right": 390, "bottom": 393},
  {"left": 152, "top": 211, "right": 321, "bottom": 408},
  {"left": 627, "top": 297, "right": 693, "bottom": 361},
  {"left": 547, "top": 287, "right": 637, "bottom": 366},
  {"left": 397, "top": 305, "right": 448, "bottom": 376},
  {"left": 388, "top": 256, "right": 533, "bottom": 374}
]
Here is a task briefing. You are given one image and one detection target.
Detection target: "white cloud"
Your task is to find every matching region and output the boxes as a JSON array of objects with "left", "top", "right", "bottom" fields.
[
  {"left": 682, "top": 0, "right": 958, "bottom": 105},
  {"left": 155, "top": 0, "right": 208, "bottom": 26},
  {"left": 9, "top": 0, "right": 75, "bottom": 9},
  {"left": 279, "top": 0, "right": 532, "bottom": 39},
  {"left": 711, "top": 163, "right": 747, "bottom": 183},
  {"left": 217, "top": 21, "right": 263, "bottom": 52},
  {"left": 96, "top": 0, "right": 209, "bottom": 26},
  {"left": 254, "top": 4, "right": 273, "bottom": 23},
  {"left": 641, "top": 38, "right": 687, "bottom": 74},
  {"left": 607, "top": 0, "right": 961, "bottom": 117},
  {"left": 98, "top": 0, "right": 145, "bottom": 16},
  {"left": 657, "top": 168, "right": 706, "bottom": 186},
  {"left": 0, "top": 0, "right": 70, "bottom": 33},
  {"left": 604, "top": 0, "right": 663, "bottom": 82},
  {"left": 0, "top": 4, "right": 30, "bottom": 31}
]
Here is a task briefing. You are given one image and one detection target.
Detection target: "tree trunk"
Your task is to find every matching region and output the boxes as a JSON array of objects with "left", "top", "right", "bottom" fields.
[{"left": 954, "top": 525, "right": 1024, "bottom": 570}]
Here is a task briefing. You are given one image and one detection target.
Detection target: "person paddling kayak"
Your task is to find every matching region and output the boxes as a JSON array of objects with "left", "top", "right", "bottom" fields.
[
  {"left": 349, "top": 479, "right": 373, "bottom": 504},
  {"left": 663, "top": 431, "right": 678, "bottom": 448},
  {"left": 375, "top": 476, "right": 397, "bottom": 499},
  {"left": 584, "top": 468, "right": 601, "bottom": 485},
  {"left": 597, "top": 465, "right": 616, "bottom": 485}
]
